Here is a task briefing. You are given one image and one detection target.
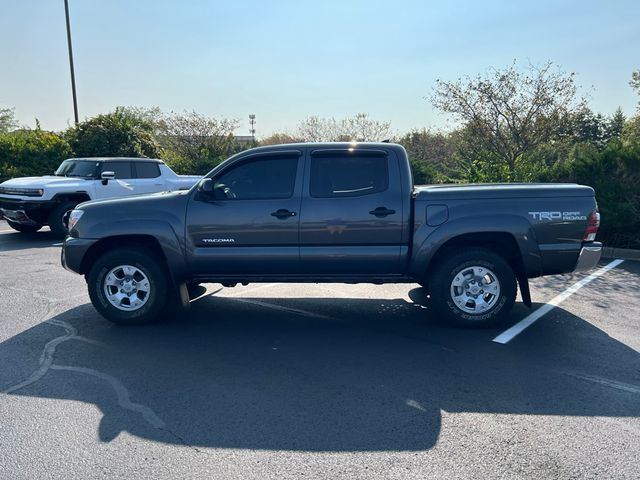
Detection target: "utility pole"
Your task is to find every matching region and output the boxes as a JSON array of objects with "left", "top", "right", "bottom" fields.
[
  {"left": 249, "top": 114, "right": 256, "bottom": 140},
  {"left": 64, "top": 0, "right": 79, "bottom": 124}
]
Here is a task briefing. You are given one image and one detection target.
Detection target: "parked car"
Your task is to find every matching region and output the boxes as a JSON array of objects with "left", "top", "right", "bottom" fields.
[
  {"left": 0, "top": 157, "right": 200, "bottom": 237},
  {"left": 61, "top": 143, "right": 602, "bottom": 327}
]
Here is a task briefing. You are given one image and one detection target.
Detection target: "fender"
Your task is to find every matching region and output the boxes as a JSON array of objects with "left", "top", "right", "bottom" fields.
[
  {"left": 51, "top": 192, "right": 91, "bottom": 203},
  {"left": 409, "top": 214, "right": 542, "bottom": 280},
  {"left": 81, "top": 219, "right": 189, "bottom": 283}
]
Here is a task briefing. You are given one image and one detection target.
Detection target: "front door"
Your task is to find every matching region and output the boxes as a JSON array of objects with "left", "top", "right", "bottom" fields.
[
  {"left": 186, "top": 153, "right": 303, "bottom": 276},
  {"left": 96, "top": 161, "right": 136, "bottom": 199}
]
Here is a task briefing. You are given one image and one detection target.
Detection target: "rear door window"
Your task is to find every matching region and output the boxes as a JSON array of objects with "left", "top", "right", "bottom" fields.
[
  {"left": 310, "top": 153, "right": 389, "bottom": 198},
  {"left": 135, "top": 162, "right": 161, "bottom": 179}
]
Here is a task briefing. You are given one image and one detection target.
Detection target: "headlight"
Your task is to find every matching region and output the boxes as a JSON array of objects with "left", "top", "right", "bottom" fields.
[
  {"left": 0, "top": 187, "right": 44, "bottom": 197},
  {"left": 68, "top": 210, "right": 84, "bottom": 230}
]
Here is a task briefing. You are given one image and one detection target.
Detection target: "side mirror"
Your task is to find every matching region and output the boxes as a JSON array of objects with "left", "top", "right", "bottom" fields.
[
  {"left": 101, "top": 171, "right": 115, "bottom": 185},
  {"left": 198, "top": 178, "right": 214, "bottom": 194}
]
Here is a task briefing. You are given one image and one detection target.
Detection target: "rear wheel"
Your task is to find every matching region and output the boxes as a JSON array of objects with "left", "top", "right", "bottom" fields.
[
  {"left": 47, "top": 200, "right": 78, "bottom": 238},
  {"left": 429, "top": 248, "right": 517, "bottom": 328},
  {"left": 88, "top": 248, "right": 169, "bottom": 325},
  {"left": 6, "top": 220, "right": 42, "bottom": 233}
]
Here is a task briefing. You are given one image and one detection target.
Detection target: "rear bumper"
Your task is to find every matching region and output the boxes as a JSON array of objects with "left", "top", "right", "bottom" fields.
[
  {"left": 61, "top": 237, "right": 98, "bottom": 274},
  {"left": 574, "top": 242, "right": 602, "bottom": 272}
]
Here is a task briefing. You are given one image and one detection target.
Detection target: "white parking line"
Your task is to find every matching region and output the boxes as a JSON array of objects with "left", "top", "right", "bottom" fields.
[
  {"left": 563, "top": 371, "right": 640, "bottom": 395},
  {"left": 492, "top": 259, "right": 625, "bottom": 344}
]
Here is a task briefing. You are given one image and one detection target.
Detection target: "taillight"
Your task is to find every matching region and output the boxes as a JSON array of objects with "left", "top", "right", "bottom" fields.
[{"left": 583, "top": 210, "right": 600, "bottom": 242}]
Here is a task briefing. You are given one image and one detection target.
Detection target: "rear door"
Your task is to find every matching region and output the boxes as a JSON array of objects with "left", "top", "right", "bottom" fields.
[
  {"left": 299, "top": 148, "right": 404, "bottom": 275},
  {"left": 132, "top": 161, "right": 166, "bottom": 194},
  {"left": 186, "top": 151, "right": 303, "bottom": 275}
]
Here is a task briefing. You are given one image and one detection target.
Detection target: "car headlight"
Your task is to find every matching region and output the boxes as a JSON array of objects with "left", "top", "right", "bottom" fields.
[
  {"left": 0, "top": 187, "right": 44, "bottom": 196},
  {"left": 68, "top": 210, "right": 84, "bottom": 230}
]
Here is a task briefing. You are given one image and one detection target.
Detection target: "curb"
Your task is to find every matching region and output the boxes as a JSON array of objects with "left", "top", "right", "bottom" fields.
[{"left": 602, "top": 247, "right": 640, "bottom": 261}]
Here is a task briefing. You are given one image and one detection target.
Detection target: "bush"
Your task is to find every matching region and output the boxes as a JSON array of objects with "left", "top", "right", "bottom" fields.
[
  {"left": 65, "top": 107, "right": 160, "bottom": 158},
  {"left": 542, "top": 141, "right": 640, "bottom": 248},
  {"left": 0, "top": 129, "right": 72, "bottom": 182}
]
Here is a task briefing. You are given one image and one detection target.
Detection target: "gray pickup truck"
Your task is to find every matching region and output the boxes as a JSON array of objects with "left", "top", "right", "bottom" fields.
[{"left": 61, "top": 142, "right": 602, "bottom": 327}]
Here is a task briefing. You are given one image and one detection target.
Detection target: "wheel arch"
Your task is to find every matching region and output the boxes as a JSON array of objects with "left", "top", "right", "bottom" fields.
[
  {"left": 411, "top": 216, "right": 540, "bottom": 307},
  {"left": 51, "top": 192, "right": 92, "bottom": 205},
  {"left": 80, "top": 235, "right": 169, "bottom": 277}
]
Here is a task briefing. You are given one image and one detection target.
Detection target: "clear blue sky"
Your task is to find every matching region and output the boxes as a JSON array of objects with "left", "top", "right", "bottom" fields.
[{"left": 1, "top": 0, "right": 638, "bottom": 137}]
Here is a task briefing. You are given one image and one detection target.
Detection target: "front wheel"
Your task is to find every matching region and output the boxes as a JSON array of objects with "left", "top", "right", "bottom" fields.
[
  {"left": 48, "top": 201, "right": 78, "bottom": 238},
  {"left": 87, "top": 248, "right": 169, "bottom": 325},
  {"left": 429, "top": 248, "right": 517, "bottom": 328}
]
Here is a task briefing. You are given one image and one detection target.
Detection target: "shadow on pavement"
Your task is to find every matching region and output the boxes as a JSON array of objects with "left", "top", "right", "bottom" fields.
[
  {"left": 0, "top": 227, "right": 58, "bottom": 252},
  {"left": 1, "top": 289, "right": 639, "bottom": 452}
]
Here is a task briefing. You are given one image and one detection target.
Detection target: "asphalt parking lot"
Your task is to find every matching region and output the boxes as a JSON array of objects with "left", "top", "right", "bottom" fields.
[{"left": 1, "top": 220, "right": 639, "bottom": 479}]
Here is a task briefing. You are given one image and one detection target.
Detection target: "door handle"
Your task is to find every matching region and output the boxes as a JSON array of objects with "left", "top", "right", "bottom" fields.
[
  {"left": 271, "top": 209, "right": 297, "bottom": 219},
  {"left": 369, "top": 207, "right": 396, "bottom": 218}
]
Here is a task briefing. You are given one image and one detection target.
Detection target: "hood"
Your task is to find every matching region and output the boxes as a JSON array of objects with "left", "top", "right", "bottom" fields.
[
  {"left": 72, "top": 190, "right": 190, "bottom": 239},
  {"left": 79, "top": 189, "right": 188, "bottom": 210},
  {"left": 0, "top": 176, "right": 91, "bottom": 189}
]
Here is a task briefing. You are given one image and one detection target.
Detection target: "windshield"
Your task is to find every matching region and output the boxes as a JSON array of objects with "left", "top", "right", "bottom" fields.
[{"left": 54, "top": 160, "right": 100, "bottom": 178}]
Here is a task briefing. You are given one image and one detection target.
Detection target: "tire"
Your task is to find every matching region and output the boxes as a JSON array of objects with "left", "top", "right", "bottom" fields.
[
  {"left": 6, "top": 220, "right": 42, "bottom": 233},
  {"left": 429, "top": 248, "right": 517, "bottom": 328},
  {"left": 47, "top": 201, "right": 78, "bottom": 238},
  {"left": 87, "top": 247, "right": 169, "bottom": 325}
]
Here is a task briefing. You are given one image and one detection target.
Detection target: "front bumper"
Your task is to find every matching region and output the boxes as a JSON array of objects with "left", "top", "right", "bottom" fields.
[
  {"left": 0, "top": 198, "right": 55, "bottom": 225},
  {"left": 574, "top": 242, "right": 602, "bottom": 272},
  {"left": 61, "top": 237, "right": 98, "bottom": 274}
]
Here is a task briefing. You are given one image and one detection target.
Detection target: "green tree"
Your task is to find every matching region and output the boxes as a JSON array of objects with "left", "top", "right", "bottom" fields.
[
  {"left": 259, "top": 133, "right": 303, "bottom": 145},
  {"left": 631, "top": 70, "right": 640, "bottom": 110},
  {"left": 0, "top": 129, "right": 72, "bottom": 182},
  {"left": 623, "top": 116, "right": 640, "bottom": 143},
  {"left": 542, "top": 140, "right": 640, "bottom": 248},
  {"left": 157, "top": 110, "right": 241, "bottom": 175},
  {"left": 606, "top": 107, "right": 626, "bottom": 140},
  {"left": 431, "top": 61, "right": 584, "bottom": 179},
  {"left": 65, "top": 107, "right": 160, "bottom": 158},
  {"left": 0, "top": 107, "right": 18, "bottom": 133},
  {"left": 397, "top": 128, "right": 455, "bottom": 183},
  {"left": 297, "top": 113, "right": 392, "bottom": 142}
]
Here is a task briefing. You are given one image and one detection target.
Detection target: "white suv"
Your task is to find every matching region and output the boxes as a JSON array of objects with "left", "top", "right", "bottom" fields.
[{"left": 0, "top": 157, "right": 200, "bottom": 237}]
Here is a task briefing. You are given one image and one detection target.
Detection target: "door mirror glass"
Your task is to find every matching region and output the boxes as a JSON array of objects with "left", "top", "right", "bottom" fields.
[{"left": 101, "top": 171, "right": 115, "bottom": 185}]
